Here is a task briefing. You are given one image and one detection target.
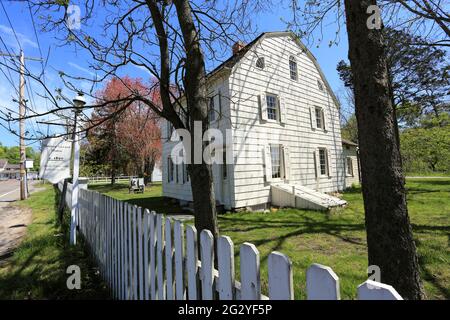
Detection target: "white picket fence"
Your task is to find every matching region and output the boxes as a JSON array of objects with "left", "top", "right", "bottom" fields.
[
  {"left": 87, "top": 176, "right": 134, "bottom": 184},
  {"left": 58, "top": 183, "right": 403, "bottom": 300}
]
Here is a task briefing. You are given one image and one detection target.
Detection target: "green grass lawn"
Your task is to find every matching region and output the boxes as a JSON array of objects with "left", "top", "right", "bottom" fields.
[
  {"left": 89, "top": 182, "right": 191, "bottom": 215},
  {"left": 0, "top": 184, "right": 110, "bottom": 299},
  {"left": 92, "top": 178, "right": 449, "bottom": 300}
]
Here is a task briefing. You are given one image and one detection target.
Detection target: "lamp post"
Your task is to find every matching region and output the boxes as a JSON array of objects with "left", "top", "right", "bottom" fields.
[{"left": 70, "top": 93, "right": 86, "bottom": 245}]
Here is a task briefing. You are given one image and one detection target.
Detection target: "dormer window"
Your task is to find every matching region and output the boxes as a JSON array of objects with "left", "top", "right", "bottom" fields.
[
  {"left": 289, "top": 56, "right": 298, "bottom": 81},
  {"left": 317, "top": 79, "right": 324, "bottom": 91},
  {"left": 256, "top": 57, "right": 265, "bottom": 69}
]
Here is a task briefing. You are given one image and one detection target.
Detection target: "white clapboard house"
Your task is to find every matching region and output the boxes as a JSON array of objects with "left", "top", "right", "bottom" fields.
[{"left": 162, "top": 31, "right": 349, "bottom": 211}]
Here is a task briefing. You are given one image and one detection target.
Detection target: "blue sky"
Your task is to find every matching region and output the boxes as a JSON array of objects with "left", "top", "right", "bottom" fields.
[{"left": 0, "top": 1, "right": 349, "bottom": 148}]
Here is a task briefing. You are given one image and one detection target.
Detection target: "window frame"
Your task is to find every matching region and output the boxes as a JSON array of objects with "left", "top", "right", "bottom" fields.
[
  {"left": 222, "top": 149, "right": 228, "bottom": 180},
  {"left": 318, "top": 148, "right": 328, "bottom": 176},
  {"left": 315, "top": 106, "right": 325, "bottom": 130},
  {"left": 346, "top": 157, "right": 354, "bottom": 177},
  {"left": 270, "top": 144, "right": 282, "bottom": 180},
  {"left": 317, "top": 79, "right": 325, "bottom": 92},
  {"left": 289, "top": 56, "right": 298, "bottom": 81},
  {"left": 266, "top": 93, "right": 279, "bottom": 122},
  {"left": 168, "top": 157, "right": 174, "bottom": 183},
  {"left": 208, "top": 96, "right": 216, "bottom": 122},
  {"left": 256, "top": 56, "right": 265, "bottom": 70}
]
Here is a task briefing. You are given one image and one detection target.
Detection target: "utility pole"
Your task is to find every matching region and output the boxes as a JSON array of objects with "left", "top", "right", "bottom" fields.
[
  {"left": 0, "top": 51, "right": 42, "bottom": 200},
  {"left": 70, "top": 93, "right": 86, "bottom": 245},
  {"left": 19, "top": 51, "right": 26, "bottom": 200}
]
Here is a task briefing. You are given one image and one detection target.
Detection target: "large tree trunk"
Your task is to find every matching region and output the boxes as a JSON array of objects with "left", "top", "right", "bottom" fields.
[
  {"left": 188, "top": 162, "right": 218, "bottom": 240},
  {"left": 174, "top": 0, "right": 219, "bottom": 238},
  {"left": 343, "top": 0, "right": 423, "bottom": 299},
  {"left": 147, "top": 0, "right": 219, "bottom": 237}
]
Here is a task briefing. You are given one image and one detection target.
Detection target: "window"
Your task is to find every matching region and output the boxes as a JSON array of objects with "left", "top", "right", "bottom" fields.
[
  {"left": 289, "top": 56, "right": 298, "bottom": 81},
  {"left": 317, "top": 79, "right": 324, "bottom": 91},
  {"left": 319, "top": 148, "right": 328, "bottom": 176},
  {"left": 208, "top": 96, "right": 215, "bottom": 122},
  {"left": 218, "top": 90, "right": 222, "bottom": 118},
  {"left": 256, "top": 57, "right": 265, "bottom": 69},
  {"left": 346, "top": 157, "right": 354, "bottom": 176},
  {"left": 182, "top": 163, "right": 188, "bottom": 183},
  {"left": 167, "top": 122, "right": 174, "bottom": 140},
  {"left": 315, "top": 107, "right": 324, "bottom": 129},
  {"left": 266, "top": 94, "right": 278, "bottom": 121},
  {"left": 168, "top": 157, "right": 174, "bottom": 182},
  {"left": 223, "top": 150, "right": 227, "bottom": 179},
  {"left": 270, "top": 145, "right": 282, "bottom": 179}
]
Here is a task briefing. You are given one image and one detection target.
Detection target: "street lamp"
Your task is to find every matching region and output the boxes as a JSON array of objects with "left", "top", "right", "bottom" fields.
[
  {"left": 70, "top": 92, "right": 86, "bottom": 245},
  {"left": 73, "top": 93, "right": 86, "bottom": 109}
]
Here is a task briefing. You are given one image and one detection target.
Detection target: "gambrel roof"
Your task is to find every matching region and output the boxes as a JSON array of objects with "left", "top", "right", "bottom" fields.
[{"left": 208, "top": 31, "right": 340, "bottom": 108}]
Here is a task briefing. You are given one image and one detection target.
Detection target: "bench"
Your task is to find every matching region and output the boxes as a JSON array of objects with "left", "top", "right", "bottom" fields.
[{"left": 129, "top": 178, "right": 145, "bottom": 193}]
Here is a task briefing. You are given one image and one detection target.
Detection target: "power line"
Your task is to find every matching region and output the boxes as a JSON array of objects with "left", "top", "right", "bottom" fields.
[{"left": 0, "top": 1, "right": 22, "bottom": 51}]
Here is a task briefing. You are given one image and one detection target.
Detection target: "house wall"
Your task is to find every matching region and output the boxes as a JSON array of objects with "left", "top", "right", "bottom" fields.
[
  {"left": 228, "top": 34, "right": 345, "bottom": 208},
  {"left": 161, "top": 75, "right": 235, "bottom": 209},
  {"left": 343, "top": 145, "right": 360, "bottom": 188},
  {"left": 161, "top": 33, "right": 345, "bottom": 210}
]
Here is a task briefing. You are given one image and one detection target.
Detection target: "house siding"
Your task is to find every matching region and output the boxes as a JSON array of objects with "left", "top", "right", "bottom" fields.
[
  {"left": 162, "top": 32, "right": 345, "bottom": 210},
  {"left": 228, "top": 34, "right": 344, "bottom": 208},
  {"left": 343, "top": 144, "right": 360, "bottom": 188}
]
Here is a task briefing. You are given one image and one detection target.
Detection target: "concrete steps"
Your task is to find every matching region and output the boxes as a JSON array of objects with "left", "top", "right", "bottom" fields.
[{"left": 271, "top": 183, "right": 347, "bottom": 211}]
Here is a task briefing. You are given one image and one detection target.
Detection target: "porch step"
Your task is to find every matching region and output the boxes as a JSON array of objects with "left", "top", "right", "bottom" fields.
[{"left": 271, "top": 183, "right": 347, "bottom": 211}]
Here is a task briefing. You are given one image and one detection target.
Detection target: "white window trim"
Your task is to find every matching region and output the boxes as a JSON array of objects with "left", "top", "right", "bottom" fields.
[
  {"left": 318, "top": 148, "right": 329, "bottom": 177},
  {"left": 270, "top": 144, "right": 283, "bottom": 181},
  {"left": 265, "top": 93, "right": 282, "bottom": 123},
  {"left": 256, "top": 56, "right": 265, "bottom": 70},
  {"left": 289, "top": 56, "right": 298, "bottom": 81},
  {"left": 208, "top": 95, "right": 216, "bottom": 123},
  {"left": 346, "top": 157, "right": 354, "bottom": 177},
  {"left": 315, "top": 107, "right": 324, "bottom": 130}
]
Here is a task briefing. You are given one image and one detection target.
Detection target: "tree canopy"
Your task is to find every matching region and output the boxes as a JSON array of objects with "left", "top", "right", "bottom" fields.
[{"left": 337, "top": 27, "right": 449, "bottom": 127}]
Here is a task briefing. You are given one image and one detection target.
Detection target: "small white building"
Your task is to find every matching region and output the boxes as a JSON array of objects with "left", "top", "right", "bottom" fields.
[
  {"left": 342, "top": 139, "right": 361, "bottom": 188},
  {"left": 162, "top": 31, "right": 349, "bottom": 211}
]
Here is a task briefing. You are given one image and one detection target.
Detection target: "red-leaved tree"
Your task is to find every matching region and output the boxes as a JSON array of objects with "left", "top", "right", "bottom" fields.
[{"left": 86, "top": 76, "right": 161, "bottom": 183}]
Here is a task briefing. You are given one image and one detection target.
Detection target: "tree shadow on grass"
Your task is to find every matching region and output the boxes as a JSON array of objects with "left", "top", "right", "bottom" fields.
[
  {"left": 0, "top": 187, "right": 110, "bottom": 300},
  {"left": 119, "top": 196, "right": 191, "bottom": 215},
  {"left": 219, "top": 213, "right": 366, "bottom": 266}
]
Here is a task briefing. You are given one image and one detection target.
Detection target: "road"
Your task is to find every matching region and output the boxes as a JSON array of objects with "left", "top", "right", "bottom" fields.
[{"left": 0, "top": 179, "right": 40, "bottom": 262}]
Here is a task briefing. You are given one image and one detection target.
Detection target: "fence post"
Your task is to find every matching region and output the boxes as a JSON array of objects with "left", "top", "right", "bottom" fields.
[
  {"left": 186, "top": 225, "right": 199, "bottom": 300},
  {"left": 217, "top": 236, "right": 235, "bottom": 300},
  {"left": 174, "top": 220, "right": 185, "bottom": 300},
  {"left": 306, "top": 263, "right": 340, "bottom": 300},
  {"left": 240, "top": 243, "right": 261, "bottom": 300},
  {"left": 143, "top": 209, "right": 150, "bottom": 300},
  {"left": 357, "top": 280, "right": 403, "bottom": 300},
  {"left": 165, "top": 217, "right": 174, "bottom": 300},
  {"left": 132, "top": 205, "right": 138, "bottom": 299},
  {"left": 156, "top": 214, "right": 165, "bottom": 300},
  {"left": 127, "top": 203, "right": 133, "bottom": 300},
  {"left": 138, "top": 206, "right": 144, "bottom": 300},
  {"left": 200, "top": 230, "right": 214, "bottom": 300},
  {"left": 149, "top": 211, "right": 157, "bottom": 300},
  {"left": 268, "top": 252, "right": 294, "bottom": 300}
]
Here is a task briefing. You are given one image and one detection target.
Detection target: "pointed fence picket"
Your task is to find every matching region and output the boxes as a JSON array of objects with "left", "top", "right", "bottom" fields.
[{"left": 61, "top": 182, "right": 403, "bottom": 301}]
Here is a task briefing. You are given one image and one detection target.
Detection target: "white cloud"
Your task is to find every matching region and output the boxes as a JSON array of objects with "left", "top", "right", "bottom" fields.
[
  {"left": 0, "top": 24, "right": 38, "bottom": 50},
  {"left": 68, "top": 62, "right": 97, "bottom": 78}
]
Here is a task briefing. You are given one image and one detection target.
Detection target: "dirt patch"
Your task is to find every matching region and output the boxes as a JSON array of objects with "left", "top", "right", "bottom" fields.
[{"left": 0, "top": 204, "right": 32, "bottom": 264}]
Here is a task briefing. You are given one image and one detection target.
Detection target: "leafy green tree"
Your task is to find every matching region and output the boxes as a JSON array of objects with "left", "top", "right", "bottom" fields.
[
  {"left": 401, "top": 113, "right": 450, "bottom": 173},
  {"left": 341, "top": 114, "right": 358, "bottom": 143},
  {"left": 337, "top": 27, "right": 450, "bottom": 127}
]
